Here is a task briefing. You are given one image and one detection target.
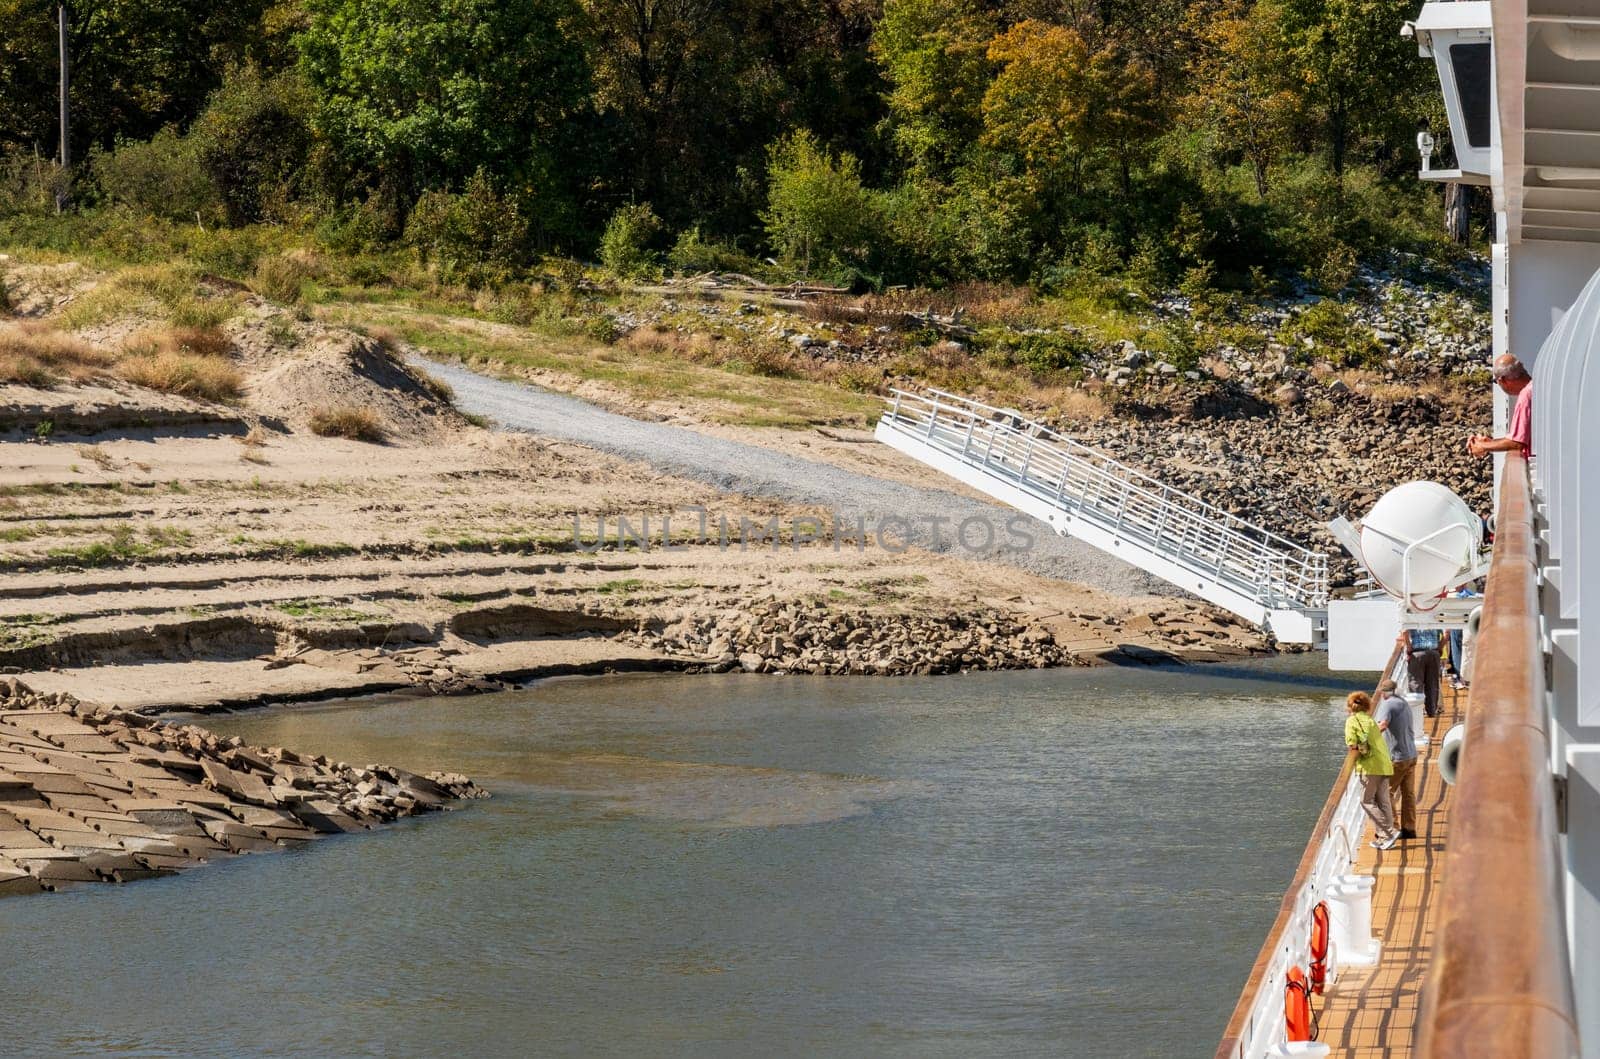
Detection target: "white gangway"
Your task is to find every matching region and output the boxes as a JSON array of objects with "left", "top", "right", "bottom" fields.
[{"left": 875, "top": 388, "right": 1330, "bottom": 643}]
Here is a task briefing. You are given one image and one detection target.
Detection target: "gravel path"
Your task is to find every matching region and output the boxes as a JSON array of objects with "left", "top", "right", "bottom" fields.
[{"left": 419, "top": 357, "right": 1165, "bottom": 598}]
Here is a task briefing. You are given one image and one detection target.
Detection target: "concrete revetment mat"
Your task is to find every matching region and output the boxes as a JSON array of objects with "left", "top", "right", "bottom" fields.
[{"left": 0, "top": 678, "right": 486, "bottom": 896}]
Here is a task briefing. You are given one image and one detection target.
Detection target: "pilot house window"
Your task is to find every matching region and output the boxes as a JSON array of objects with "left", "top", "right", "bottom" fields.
[{"left": 1450, "top": 42, "right": 1492, "bottom": 149}]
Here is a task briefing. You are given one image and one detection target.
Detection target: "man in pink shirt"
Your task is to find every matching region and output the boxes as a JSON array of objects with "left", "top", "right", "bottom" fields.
[{"left": 1467, "top": 353, "right": 1534, "bottom": 459}]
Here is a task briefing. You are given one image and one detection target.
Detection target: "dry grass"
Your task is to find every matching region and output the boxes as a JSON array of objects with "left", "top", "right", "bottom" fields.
[
  {"left": 309, "top": 405, "right": 387, "bottom": 443},
  {"left": 251, "top": 255, "right": 311, "bottom": 305},
  {"left": 1037, "top": 385, "right": 1110, "bottom": 423},
  {"left": 860, "top": 282, "right": 1038, "bottom": 328},
  {"left": 367, "top": 324, "right": 402, "bottom": 353},
  {"left": 622, "top": 325, "right": 798, "bottom": 379},
  {"left": 621, "top": 325, "right": 695, "bottom": 358},
  {"left": 75, "top": 445, "right": 116, "bottom": 470},
  {"left": 412, "top": 366, "right": 454, "bottom": 403},
  {"left": 0, "top": 323, "right": 118, "bottom": 386},
  {"left": 237, "top": 426, "right": 271, "bottom": 464},
  {"left": 118, "top": 350, "right": 243, "bottom": 402},
  {"left": 1309, "top": 366, "right": 1480, "bottom": 418},
  {"left": 163, "top": 325, "right": 232, "bottom": 358},
  {"left": 116, "top": 326, "right": 243, "bottom": 402}
]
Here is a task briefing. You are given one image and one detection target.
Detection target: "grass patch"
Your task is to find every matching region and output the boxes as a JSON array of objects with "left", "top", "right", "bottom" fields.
[
  {"left": 595, "top": 578, "right": 645, "bottom": 595},
  {"left": 272, "top": 598, "right": 381, "bottom": 622},
  {"left": 309, "top": 405, "right": 387, "bottom": 442},
  {"left": 118, "top": 348, "right": 243, "bottom": 402},
  {"left": 251, "top": 538, "right": 360, "bottom": 560},
  {"left": 45, "top": 523, "right": 192, "bottom": 567},
  {"left": 0, "top": 613, "right": 64, "bottom": 650},
  {"left": 0, "top": 324, "right": 118, "bottom": 386}
]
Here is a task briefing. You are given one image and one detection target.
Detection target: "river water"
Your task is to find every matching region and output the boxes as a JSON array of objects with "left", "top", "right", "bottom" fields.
[{"left": 0, "top": 657, "right": 1361, "bottom": 1058}]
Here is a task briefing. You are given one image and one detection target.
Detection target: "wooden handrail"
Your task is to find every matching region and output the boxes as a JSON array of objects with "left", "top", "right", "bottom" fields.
[
  {"left": 1417, "top": 454, "right": 1580, "bottom": 1057},
  {"left": 1213, "top": 640, "right": 1406, "bottom": 1059}
]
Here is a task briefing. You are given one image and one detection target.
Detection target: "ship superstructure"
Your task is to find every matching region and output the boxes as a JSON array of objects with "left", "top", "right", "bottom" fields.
[
  {"left": 1229, "top": 0, "right": 1600, "bottom": 1052},
  {"left": 876, "top": 1, "right": 1600, "bottom": 1054}
]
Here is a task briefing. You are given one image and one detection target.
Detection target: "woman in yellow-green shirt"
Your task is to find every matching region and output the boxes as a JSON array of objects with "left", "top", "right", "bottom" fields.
[{"left": 1345, "top": 691, "right": 1399, "bottom": 851}]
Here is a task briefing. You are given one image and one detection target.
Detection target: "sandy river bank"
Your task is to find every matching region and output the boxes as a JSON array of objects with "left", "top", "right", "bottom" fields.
[{"left": 0, "top": 259, "right": 1261, "bottom": 715}]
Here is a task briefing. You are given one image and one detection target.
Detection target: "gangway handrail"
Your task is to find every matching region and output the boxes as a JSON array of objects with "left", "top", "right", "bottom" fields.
[
  {"left": 1416, "top": 454, "right": 1579, "bottom": 1057},
  {"left": 910, "top": 387, "right": 1319, "bottom": 560},
  {"left": 879, "top": 388, "right": 1329, "bottom": 611},
  {"left": 1214, "top": 642, "right": 1407, "bottom": 1059}
]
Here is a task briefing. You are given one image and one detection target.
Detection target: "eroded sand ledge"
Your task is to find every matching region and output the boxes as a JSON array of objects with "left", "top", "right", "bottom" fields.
[{"left": 0, "top": 679, "right": 485, "bottom": 897}]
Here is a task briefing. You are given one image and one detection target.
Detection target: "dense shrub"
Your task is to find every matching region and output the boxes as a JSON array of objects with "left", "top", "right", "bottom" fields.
[
  {"left": 405, "top": 170, "right": 530, "bottom": 286},
  {"left": 93, "top": 129, "right": 221, "bottom": 223},
  {"left": 980, "top": 328, "right": 1097, "bottom": 375},
  {"left": 186, "top": 226, "right": 270, "bottom": 278},
  {"left": 191, "top": 68, "right": 314, "bottom": 225},
  {"left": 762, "top": 131, "right": 882, "bottom": 279},
  {"left": 0, "top": 153, "right": 69, "bottom": 218},
  {"left": 667, "top": 228, "right": 762, "bottom": 275},
  {"left": 252, "top": 255, "right": 311, "bottom": 303},
  {"left": 599, "top": 203, "right": 662, "bottom": 279},
  {"left": 1281, "top": 299, "right": 1385, "bottom": 367}
]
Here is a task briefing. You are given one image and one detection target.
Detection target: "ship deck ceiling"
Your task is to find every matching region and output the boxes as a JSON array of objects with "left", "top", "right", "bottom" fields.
[
  {"left": 1313, "top": 687, "right": 1464, "bottom": 1058},
  {"left": 1500, "top": 0, "right": 1600, "bottom": 242}
]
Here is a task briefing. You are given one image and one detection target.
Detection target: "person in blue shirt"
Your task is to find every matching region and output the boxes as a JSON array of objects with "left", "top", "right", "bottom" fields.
[
  {"left": 1448, "top": 586, "right": 1478, "bottom": 690},
  {"left": 1403, "top": 628, "right": 1443, "bottom": 717}
]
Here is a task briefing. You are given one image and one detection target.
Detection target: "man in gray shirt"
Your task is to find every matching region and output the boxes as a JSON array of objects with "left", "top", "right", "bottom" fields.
[{"left": 1375, "top": 678, "right": 1419, "bottom": 840}]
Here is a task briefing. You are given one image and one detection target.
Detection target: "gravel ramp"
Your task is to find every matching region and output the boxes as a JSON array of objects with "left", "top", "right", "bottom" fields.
[{"left": 418, "top": 357, "right": 1167, "bottom": 598}]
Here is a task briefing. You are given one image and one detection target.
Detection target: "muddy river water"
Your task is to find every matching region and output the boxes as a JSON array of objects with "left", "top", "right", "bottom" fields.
[{"left": 0, "top": 657, "right": 1361, "bottom": 1058}]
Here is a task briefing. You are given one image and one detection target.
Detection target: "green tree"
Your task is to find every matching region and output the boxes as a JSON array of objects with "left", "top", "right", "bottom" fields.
[
  {"left": 192, "top": 67, "right": 314, "bottom": 225},
  {"left": 0, "top": 0, "right": 269, "bottom": 158},
  {"left": 872, "top": 0, "right": 996, "bottom": 177},
  {"left": 761, "top": 130, "right": 879, "bottom": 276},
  {"left": 1278, "top": 0, "right": 1428, "bottom": 182},
  {"left": 0, "top": 1, "right": 57, "bottom": 155},
  {"left": 1084, "top": 33, "right": 1162, "bottom": 195},
  {"left": 297, "top": 0, "right": 590, "bottom": 200}
]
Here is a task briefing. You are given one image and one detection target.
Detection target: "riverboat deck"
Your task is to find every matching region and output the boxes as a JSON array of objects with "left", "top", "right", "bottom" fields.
[{"left": 1314, "top": 685, "right": 1463, "bottom": 1057}]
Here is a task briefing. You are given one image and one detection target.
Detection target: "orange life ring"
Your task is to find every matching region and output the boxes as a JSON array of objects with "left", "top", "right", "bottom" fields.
[
  {"left": 1285, "top": 965, "right": 1313, "bottom": 1042},
  {"left": 1309, "top": 901, "right": 1331, "bottom": 995}
]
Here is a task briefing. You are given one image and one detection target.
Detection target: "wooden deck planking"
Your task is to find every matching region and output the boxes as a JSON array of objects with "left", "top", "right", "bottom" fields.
[{"left": 1315, "top": 685, "right": 1464, "bottom": 1058}]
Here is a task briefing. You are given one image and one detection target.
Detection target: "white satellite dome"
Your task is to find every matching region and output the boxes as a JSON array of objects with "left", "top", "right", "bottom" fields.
[{"left": 1359, "top": 481, "right": 1482, "bottom": 606}]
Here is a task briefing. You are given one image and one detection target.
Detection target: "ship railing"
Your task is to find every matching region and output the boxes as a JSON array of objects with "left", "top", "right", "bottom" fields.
[
  {"left": 879, "top": 388, "right": 1330, "bottom": 612},
  {"left": 1214, "top": 643, "right": 1408, "bottom": 1059},
  {"left": 1415, "top": 453, "right": 1579, "bottom": 1057}
]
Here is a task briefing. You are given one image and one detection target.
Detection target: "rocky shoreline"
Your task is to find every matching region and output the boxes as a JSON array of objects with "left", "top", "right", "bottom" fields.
[
  {"left": 0, "top": 680, "right": 485, "bottom": 897},
  {"left": 634, "top": 598, "right": 1075, "bottom": 675}
]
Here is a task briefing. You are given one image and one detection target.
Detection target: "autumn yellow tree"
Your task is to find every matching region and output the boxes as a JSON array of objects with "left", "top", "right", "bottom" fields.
[
  {"left": 982, "top": 21, "right": 1093, "bottom": 195},
  {"left": 1182, "top": 0, "right": 1302, "bottom": 196},
  {"left": 873, "top": 0, "right": 997, "bottom": 178},
  {"left": 982, "top": 20, "right": 1160, "bottom": 200}
]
